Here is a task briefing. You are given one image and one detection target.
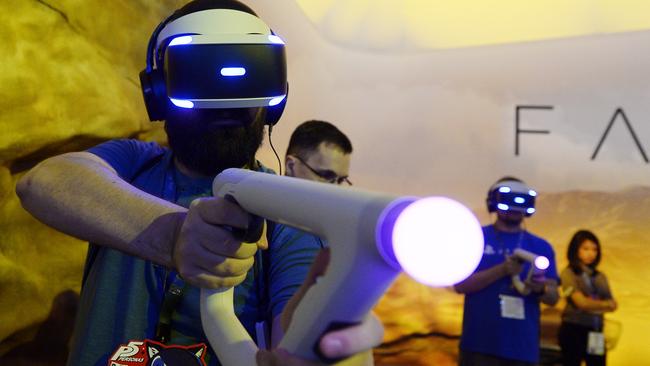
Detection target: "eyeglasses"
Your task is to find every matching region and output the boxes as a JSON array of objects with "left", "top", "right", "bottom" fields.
[{"left": 292, "top": 155, "right": 352, "bottom": 186}]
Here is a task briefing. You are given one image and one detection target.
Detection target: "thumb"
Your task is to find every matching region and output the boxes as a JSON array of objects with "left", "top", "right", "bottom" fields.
[{"left": 319, "top": 313, "right": 384, "bottom": 359}]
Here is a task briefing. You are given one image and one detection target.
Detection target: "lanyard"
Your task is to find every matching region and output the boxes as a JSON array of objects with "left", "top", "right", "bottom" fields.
[
  {"left": 155, "top": 153, "right": 186, "bottom": 343},
  {"left": 494, "top": 228, "right": 525, "bottom": 257}
]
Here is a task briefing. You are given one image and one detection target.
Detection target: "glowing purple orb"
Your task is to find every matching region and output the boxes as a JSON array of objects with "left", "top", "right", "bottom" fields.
[
  {"left": 392, "top": 197, "right": 483, "bottom": 287},
  {"left": 534, "top": 256, "right": 550, "bottom": 270}
]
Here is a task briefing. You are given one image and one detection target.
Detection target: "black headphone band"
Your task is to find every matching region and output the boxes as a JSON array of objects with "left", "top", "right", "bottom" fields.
[{"left": 146, "top": 13, "right": 175, "bottom": 73}]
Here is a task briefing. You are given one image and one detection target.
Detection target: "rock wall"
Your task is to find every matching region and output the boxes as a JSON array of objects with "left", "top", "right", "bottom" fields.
[{"left": 0, "top": 0, "right": 179, "bottom": 353}]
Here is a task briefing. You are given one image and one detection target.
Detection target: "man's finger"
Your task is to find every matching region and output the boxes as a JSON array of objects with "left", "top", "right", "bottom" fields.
[
  {"left": 192, "top": 197, "right": 250, "bottom": 228},
  {"left": 196, "top": 255, "right": 255, "bottom": 278},
  {"left": 198, "top": 232, "right": 259, "bottom": 259},
  {"left": 188, "top": 272, "right": 249, "bottom": 289},
  {"left": 318, "top": 313, "right": 384, "bottom": 359}
]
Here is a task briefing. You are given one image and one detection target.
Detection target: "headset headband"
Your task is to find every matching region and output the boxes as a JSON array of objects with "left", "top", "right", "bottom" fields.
[
  {"left": 488, "top": 180, "right": 532, "bottom": 195},
  {"left": 155, "top": 9, "right": 271, "bottom": 65}
]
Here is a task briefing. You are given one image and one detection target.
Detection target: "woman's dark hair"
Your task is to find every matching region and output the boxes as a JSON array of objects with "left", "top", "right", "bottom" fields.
[{"left": 567, "top": 229, "right": 601, "bottom": 274}]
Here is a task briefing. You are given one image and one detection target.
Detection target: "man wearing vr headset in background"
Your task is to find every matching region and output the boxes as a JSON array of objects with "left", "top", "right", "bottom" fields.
[
  {"left": 16, "top": 1, "right": 380, "bottom": 365},
  {"left": 454, "top": 177, "right": 560, "bottom": 366},
  {"left": 285, "top": 120, "right": 353, "bottom": 186}
]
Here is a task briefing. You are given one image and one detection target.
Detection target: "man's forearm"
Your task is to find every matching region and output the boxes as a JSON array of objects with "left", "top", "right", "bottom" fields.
[
  {"left": 539, "top": 282, "right": 559, "bottom": 305},
  {"left": 454, "top": 264, "right": 506, "bottom": 294},
  {"left": 16, "top": 152, "right": 186, "bottom": 267}
]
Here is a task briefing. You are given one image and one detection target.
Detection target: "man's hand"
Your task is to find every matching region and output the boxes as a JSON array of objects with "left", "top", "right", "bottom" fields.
[
  {"left": 502, "top": 255, "right": 524, "bottom": 276},
  {"left": 172, "top": 197, "right": 263, "bottom": 288},
  {"left": 256, "top": 316, "right": 382, "bottom": 366},
  {"left": 536, "top": 279, "right": 560, "bottom": 305},
  {"left": 260, "top": 249, "right": 383, "bottom": 365},
  {"left": 524, "top": 277, "right": 546, "bottom": 293}
]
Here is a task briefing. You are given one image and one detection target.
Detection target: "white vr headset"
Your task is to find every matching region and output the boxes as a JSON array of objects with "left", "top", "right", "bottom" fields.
[{"left": 140, "top": 8, "right": 288, "bottom": 124}]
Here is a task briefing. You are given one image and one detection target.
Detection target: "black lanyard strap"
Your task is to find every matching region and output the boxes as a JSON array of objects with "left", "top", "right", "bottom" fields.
[{"left": 155, "top": 274, "right": 185, "bottom": 343}]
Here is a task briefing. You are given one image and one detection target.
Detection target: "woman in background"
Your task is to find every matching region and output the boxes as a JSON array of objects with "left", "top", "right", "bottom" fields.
[{"left": 558, "top": 230, "right": 617, "bottom": 366}]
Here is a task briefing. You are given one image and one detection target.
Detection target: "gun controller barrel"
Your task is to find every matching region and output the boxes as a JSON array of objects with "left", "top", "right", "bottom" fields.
[{"left": 201, "top": 169, "right": 484, "bottom": 365}]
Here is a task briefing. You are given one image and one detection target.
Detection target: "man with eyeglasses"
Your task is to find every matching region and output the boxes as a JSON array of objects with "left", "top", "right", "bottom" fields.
[{"left": 285, "top": 120, "right": 353, "bottom": 185}]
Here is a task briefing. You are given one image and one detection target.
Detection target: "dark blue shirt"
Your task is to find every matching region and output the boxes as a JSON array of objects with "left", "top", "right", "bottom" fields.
[
  {"left": 459, "top": 225, "right": 559, "bottom": 363},
  {"left": 67, "top": 139, "right": 323, "bottom": 366}
]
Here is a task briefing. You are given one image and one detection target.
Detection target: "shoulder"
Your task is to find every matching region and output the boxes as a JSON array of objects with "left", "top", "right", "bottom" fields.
[
  {"left": 86, "top": 139, "right": 167, "bottom": 179},
  {"left": 87, "top": 139, "right": 166, "bottom": 165},
  {"left": 482, "top": 224, "right": 494, "bottom": 236},
  {"left": 560, "top": 266, "right": 579, "bottom": 284},
  {"left": 560, "top": 267, "right": 575, "bottom": 278},
  {"left": 88, "top": 138, "right": 163, "bottom": 154},
  {"left": 270, "top": 223, "right": 323, "bottom": 251},
  {"left": 524, "top": 231, "right": 555, "bottom": 253},
  {"left": 594, "top": 270, "right": 608, "bottom": 281},
  {"left": 255, "top": 161, "right": 277, "bottom": 175}
]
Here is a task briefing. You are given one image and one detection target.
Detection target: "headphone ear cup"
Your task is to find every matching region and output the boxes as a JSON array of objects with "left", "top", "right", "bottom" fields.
[
  {"left": 486, "top": 192, "right": 496, "bottom": 213},
  {"left": 265, "top": 82, "right": 288, "bottom": 126},
  {"left": 139, "top": 69, "right": 168, "bottom": 121},
  {"left": 265, "top": 98, "right": 286, "bottom": 126}
]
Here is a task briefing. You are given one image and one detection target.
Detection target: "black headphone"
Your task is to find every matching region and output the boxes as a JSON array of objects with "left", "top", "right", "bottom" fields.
[{"left": 139, "top": 0, "right": 287, "bottom": 125}]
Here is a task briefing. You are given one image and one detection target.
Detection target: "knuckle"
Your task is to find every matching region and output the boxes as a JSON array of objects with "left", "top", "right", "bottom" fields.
[
  {"left": 189, "top": 197, "right": 207, "bottom": 209},
  {"left": 224, "top": 236, "right": 244, "bottom": 254},
  {"left": 222, "top": 257, "right": 253, "bottom": 276},
  {"left": 220, "top": 260, "right": 236, "bottom": 275},
  {"left": 178, "top": 267, "right": 193, "bottom": 282},
  {"left": 237, "top": 242, "right": 258, "bottom": 258},
  {"left": 225, "top": 274, "right": 248, "bottom": 287}
]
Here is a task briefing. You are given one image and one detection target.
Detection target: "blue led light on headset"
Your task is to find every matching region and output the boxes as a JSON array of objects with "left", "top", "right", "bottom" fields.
[
  {"left": 139, "top": 3, "right": 289, "bottom": 125},
  {"left": 164, "top": 33, "right": 287, "bottom": 109},
  {"left": 487, "top": 180, "right": 537, "bottom": 217}
]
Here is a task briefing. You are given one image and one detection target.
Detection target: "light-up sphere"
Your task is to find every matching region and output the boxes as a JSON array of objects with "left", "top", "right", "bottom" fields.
[
  {"left": 534, "top": 256, "right": 550, "bottom": 270},
  {"left": 392, "top": 197, "right": 483, "bottom": 287}
]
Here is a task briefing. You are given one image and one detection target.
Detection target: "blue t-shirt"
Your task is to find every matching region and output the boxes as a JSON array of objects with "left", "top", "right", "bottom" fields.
[
  {"left": 459, "top": 225, "right": 559, "bottom": 363},
  {"left": 67, "top": 139, "right": 324, "bottom": 366}
]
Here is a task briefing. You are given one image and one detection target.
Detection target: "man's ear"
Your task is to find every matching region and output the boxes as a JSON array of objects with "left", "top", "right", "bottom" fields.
[{"left": 285, "top": 155, "right": 296, "bottom": 176}]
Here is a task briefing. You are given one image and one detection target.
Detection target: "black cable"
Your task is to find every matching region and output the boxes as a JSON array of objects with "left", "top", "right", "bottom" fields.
[{"left": 268, "top": 125, "right": 282, "bottom": 175}]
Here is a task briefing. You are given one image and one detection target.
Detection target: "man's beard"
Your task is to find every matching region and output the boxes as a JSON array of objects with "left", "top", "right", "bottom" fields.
[
  {"left": 165, "top": 108, "right": 265, "bottom": 176},
  {"left": 499, "top": 213, "right": 524, "bottom": 228}
]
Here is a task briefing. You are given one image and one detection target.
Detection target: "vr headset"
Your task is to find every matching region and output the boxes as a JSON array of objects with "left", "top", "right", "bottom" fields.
[
  {"left": 140, "top": 5, "right": 288, "bottom": 124},
  {"left": 486, "top": 180, "right": 537, "bottom": 217}
]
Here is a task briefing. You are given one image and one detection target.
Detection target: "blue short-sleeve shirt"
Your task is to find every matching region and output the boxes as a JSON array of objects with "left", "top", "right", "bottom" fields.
[
  {"left": 67, "top": 139, "right": 322, "bottom": 366},
  {"left": 459, "top": 224, "right": 559, "bottom": 363}
]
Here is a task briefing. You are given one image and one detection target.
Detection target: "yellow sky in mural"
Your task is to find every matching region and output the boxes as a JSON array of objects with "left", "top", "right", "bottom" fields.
[{"left": 294, "top": 0, "right": 650, "bottom": 49}]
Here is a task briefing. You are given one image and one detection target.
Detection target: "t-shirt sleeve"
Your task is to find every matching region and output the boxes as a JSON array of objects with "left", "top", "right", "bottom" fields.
[
  {"left": 560, "top": 267, "right": 578, "bottom": 295},
  {"left": 268, "top": 224, "right": 324, "bottom": 318},
  {"left": 86, "top": 139, "right": 164, "bottom": 181},
  {"left": 474, "top": 226, "right": 499, "bottom": 273}
]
